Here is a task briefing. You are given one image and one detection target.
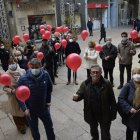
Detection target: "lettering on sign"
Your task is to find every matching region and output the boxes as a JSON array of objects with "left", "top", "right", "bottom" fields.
[
  {"left": 95, "top": 4, "right": 101, "bottom": 8},
  {"left": 16, "top": 6, "right": 38, "bottom": 11},
  {"left": 34, "top": 9, "right": 55, "bottom": 15}
]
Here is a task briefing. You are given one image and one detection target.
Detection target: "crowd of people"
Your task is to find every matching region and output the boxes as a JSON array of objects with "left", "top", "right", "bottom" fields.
[{"left": 0, "top": 27, "right": 140, "bottom": 140}]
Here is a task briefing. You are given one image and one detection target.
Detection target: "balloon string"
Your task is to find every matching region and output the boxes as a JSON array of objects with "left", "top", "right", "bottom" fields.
[
  {"left": 102, "top": 51, "right": 106, "bottom": 57},
  {"left": 24, "top": 102, "right": 31, "bottom": 121},
  {"left": 74, "top": 72, "right": 76, "bottom": 94},
  {"left": 64, "top": 49, "right": 65, "bottom": 55}
]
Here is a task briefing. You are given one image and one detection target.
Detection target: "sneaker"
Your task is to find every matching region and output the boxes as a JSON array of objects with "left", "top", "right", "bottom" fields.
[
  {"left": 63, "top": 62, "right": 65, "bottom": 65},
  {"left": 75, "top": 81, "right": 78, "bottom": 85},
  {"left": 20, "top": 129, "right": 26, "bottom": 134},
  {"left": 117, "top": 85, "right": 123, "bottom": 89},
  {"left": 66, "top": 81, "right": 71, "bottom": 85}
]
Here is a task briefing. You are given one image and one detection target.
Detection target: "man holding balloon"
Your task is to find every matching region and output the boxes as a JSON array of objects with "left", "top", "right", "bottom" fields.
[
  {"left": 16, "top": 58, "right": 55, "bottom": 140},
  {"left": 64, "top": 35, "right": 81, "bottom": 85}
]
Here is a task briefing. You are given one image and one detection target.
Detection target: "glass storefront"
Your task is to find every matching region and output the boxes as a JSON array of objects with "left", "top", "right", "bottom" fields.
[{"left": 28, "top": 14, "right": 55, "bottom": 40}]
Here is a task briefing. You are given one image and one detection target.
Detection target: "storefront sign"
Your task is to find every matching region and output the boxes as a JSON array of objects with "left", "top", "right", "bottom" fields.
[
  {"left": 87, "top": 4, "right": 108, "bottom": 8},
  {"left": 16, "top": 6, "right": 55, "bottom": 14}
]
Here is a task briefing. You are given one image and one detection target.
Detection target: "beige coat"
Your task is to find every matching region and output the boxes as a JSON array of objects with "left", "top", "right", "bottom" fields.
[
  {"left": 3, "top": 65, "right": 26, "bottom": 117},
  {"left": 83, "top": 48, "right": 99, "bottom": 69},
  {"left": 117, "top": 40, "right": 136, "bottom": 65}
]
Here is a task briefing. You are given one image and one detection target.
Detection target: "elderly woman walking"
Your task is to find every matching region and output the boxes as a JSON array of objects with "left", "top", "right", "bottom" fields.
[
  {"left": 3, "top": 58, "right": 28, "bottom": 134},
  {"left": 83, "top": 40, "right": 99, "bottom": 78},
  {"left": 118, "top": 67, "right": 140, "bottom": 140}
]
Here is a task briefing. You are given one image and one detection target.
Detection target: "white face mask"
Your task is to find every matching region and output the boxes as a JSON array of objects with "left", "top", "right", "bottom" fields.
[
  {"left": 52, "top": 38, "right": 56, "bottom": 41},
  {"left": 1, "top": 46, "right": 4, "bottom": 49},
  {"left": 133, "top": 74, "right": 140, "bottom": 82},
  {"left": 69, "top": 39, "right": 73, "bottom": 42}
]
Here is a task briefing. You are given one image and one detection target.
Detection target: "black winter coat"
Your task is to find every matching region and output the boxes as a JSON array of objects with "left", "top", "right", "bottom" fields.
[
  {"left": 24, "top": 45, "right": 34, "bottom": 60},
  {"left": 0, "top": 48, "right": 9, "bottom": 71},
  {"left": 99, "top": 44, "right": 117, "bottom": 69},
  {"left": 74, "top": 77, "right": 117, "bottom": 125},
  {"left": 40, "top": 45, "right": 55, "bottom": 69},
  {"left": 18, "top": 58, "right": 28, "bottom": 71},
  {"left": 65, "top": 41, "right": 81, "bottom": 58},
  {"left": 100, "top": 26, "right": 106, "bottom": 38}
]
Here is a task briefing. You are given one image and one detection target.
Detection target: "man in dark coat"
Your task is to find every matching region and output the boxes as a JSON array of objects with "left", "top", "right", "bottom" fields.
[
  {"left": 16, "top": 58, "right": 55, "bottom": 140},
  {"left": 99, "top": 24, "right": 106, "bottom": 44},
  {"left": 15, "top": 50, "right": 28, "bottom": 71},
  {"left": 48, "top": 34, "right": 60, "bottom": 78},
  {"left": 40, "top": 39, "right": 56, "bottom": 85},
  {"left": 28, "top": 27, "right": 36, "bottom": 46},
  {"left": 0, "top": 42, "right": 9, "bottom": 71},
  {"left": 87, "top": 19, "right": 93, "bottom": 36},
  {"left": 99, "top": 37, "right": 117, "bottom": 87},
  {"left": 63, "top": 35, "right": 81, "bottom": 85},
  {"left": 73, "top": 64, "right": 117, "bottom": 140},
  {"left": 24, "top": 40, "right": 34, "bottom": 60}
]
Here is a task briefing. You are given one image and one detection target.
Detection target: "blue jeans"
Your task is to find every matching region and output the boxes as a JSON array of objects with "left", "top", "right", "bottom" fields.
[{"left": 26, "top": 109, "right": 55, "bottom": 140}]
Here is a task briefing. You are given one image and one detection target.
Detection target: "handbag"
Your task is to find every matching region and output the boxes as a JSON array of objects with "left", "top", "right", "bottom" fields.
[{"left": 117, "top": 83, "right": 130, "bottom": 118}]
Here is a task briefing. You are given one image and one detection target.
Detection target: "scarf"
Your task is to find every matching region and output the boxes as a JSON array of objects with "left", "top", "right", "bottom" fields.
[
  {"left": 133, "top": 80, "right": 140, "bottom": 109},
  {"left": 8, "top": 64, "right": 21, "bottom": 82},
  {"left": 28, "top": 69, "right": 44, "bottom": 87}
]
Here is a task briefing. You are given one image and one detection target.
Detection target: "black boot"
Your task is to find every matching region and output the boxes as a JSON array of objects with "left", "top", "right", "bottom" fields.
[{"left": 117, "top": 84, "right": 123, "bottom": 89}]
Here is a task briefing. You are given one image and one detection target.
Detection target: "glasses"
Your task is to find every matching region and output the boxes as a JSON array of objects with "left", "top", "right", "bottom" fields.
[{"left": 91, "top": 71, "right": 101, "bottom": 75}]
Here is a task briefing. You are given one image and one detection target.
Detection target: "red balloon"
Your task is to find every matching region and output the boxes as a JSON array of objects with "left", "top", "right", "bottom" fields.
[
  {"left": 42, "top": 34, "right": 46, "bottom": 39},
  {"left": 13, "top": 37, "right": 18, "bottom": 44},
  {"left": 16, "top": 86, "right": 30, "bottom": 102},
  {"left": 94, "top": 45, "right": 103, "bottom": 51},
  {"left": 0, "top": 73, "right": 11, "bottom": 86},
  {"left": 45, "top": 31, "right": 51, "bottom": 40},
  {"left": 23, "top": 33, "right": 29, "bottom": 42},
  {"left": 54, "top": 32, "right": 57, "bottom": 35},
  {"left": 14, "top": 35, "right": 22, "bottom": 42},
  {"left": 40, "top": 29, "right": 45, "bottom": 35},
  {"left": 66, "top": 36, "right": 69, "bottom": 41},
  {"left": 130, "top": 30, "right": 138, "bottom": 39},
  {"left": 40, "top": 25, "right": 45, "bottom": 30},
  {"left": 66, "top": 53, "right": 82, "bottom": 72},
  {"left": 37, "top": 52, "right": 44, "bottom": 60},
  {"left": 27, "top": 61, "right": 30, "bottom": 68},
  {"left": 63, "top": 27, "right": 69, "bottom": 33},
  {"left": 54, "top": 43, "right": 60, "bottom": 51},
  {"left": 60, "top": 26, "right": 63, "bottom": 33},
  {"left": 56, "top": 27, "right": 61, "bottom": 33},
  {"left": 46, "top": 25, "right": 52, "bottom": 32},
  {"left": 81, "top": 30, "right": 88, "bottom": 41},
  {"left": 61, "top": 39, "right": 67, "bottom": 48}
]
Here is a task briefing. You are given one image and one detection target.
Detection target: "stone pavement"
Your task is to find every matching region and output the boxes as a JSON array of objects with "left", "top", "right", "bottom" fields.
[{"left": 0, "top": 25, "right": 139, "bottom": 140}]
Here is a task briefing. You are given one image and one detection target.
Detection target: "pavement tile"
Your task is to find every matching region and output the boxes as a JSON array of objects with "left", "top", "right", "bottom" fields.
[
  {"left": 0, "top": 117, "right": 15, "bottom": 133},
  {"left": 0, "top": 129, "right": 5, "bottom": 140},
  {"left": 0, "top": 110, "right": 7, "bottom": 120}
]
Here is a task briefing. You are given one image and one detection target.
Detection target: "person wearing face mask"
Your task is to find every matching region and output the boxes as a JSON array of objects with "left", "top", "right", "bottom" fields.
[
  {"left": 24, "top": 40, "right": 34, "bottom": 60},
  {"left": 40, "top": 39, "right": 56, "bottom": 85},
  {"left": 16, "top": 58, "right": 55, "bottom": 140},
  {"left": 0, "top": 42, "right": 9, "bottom": 71},
  {"left": 117, "top": 32, "right": 136, "bottom": 89},
  {"left": 64, "top": 35, "right": 81, "bottom": 85},
  {"left": 87, "top": 18, "right": 93, "bottom": 36},
  {"left": 29, "top": 46, "right": 40, "bottom": 60},
  {"left": 15, "top": 50, "right": 28, "bottom": 71},
  {"left": 118, "top": 67, "right": 140, "bottom": 140},
  {"left": 73, "top": 64, "right": 116, "bottom": 140},
  {"left": 84, "top": 40, "right": 99, "bottom": 78},
  {"left": 99, "top": 37, "right": 117, "bottom": 87},
  {"left": 3, "top": 58, "right": 28, "bottom": 134},
  {"left": 48, "top": 34, "right": 60, "bottom": 78}
]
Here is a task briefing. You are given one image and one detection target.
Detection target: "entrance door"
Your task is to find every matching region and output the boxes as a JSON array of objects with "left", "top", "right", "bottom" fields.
[{"left": 102, "top": 9, "right": 107, "bottom": 28}]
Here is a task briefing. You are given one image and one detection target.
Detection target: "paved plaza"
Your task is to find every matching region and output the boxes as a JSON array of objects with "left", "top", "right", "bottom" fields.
[{"left": 0, "top": 25, "right": 140, "bottom": 140}]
